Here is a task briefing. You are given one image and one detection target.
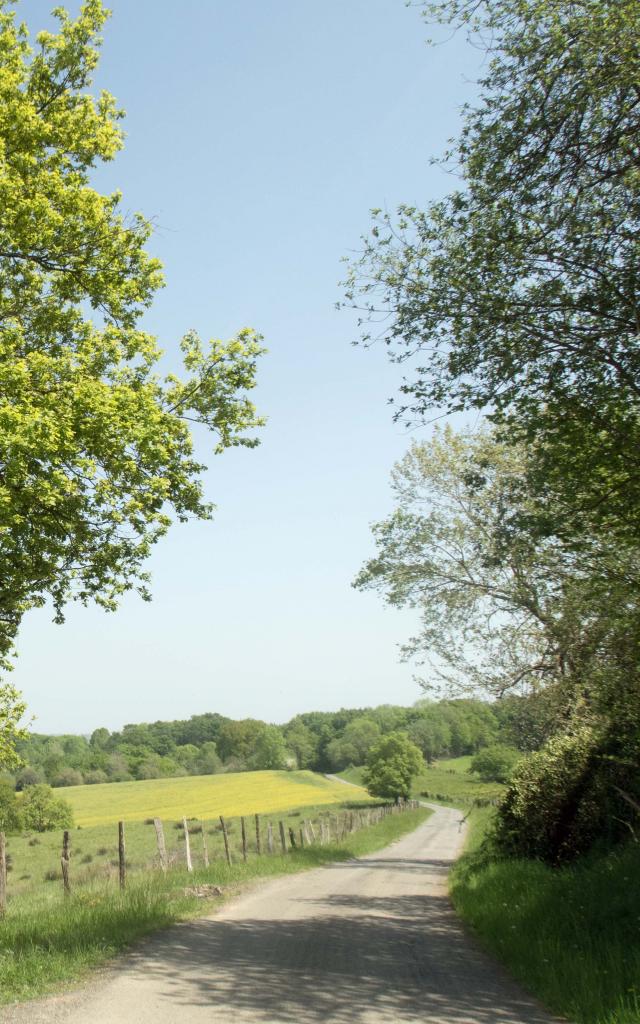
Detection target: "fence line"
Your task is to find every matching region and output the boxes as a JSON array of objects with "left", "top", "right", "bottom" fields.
[{"left": 0, "top": 798, "right": 422, "bottom": 907}]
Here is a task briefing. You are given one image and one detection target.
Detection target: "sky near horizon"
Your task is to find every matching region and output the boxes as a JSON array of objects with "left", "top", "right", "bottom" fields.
[{"left": 12, "top": 0, "right": 481, "bottom": 735}]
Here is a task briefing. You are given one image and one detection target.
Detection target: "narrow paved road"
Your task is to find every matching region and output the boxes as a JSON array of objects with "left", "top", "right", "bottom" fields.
[{"left": 6, "top": 805, "right": 559, "bottom": 1024}]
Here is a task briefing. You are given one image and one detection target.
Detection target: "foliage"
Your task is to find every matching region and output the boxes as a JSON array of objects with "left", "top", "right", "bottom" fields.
[
  {"left": 0, "top": 685, "right": 27, "bottom": 772},
  {"left": 354, "top": 428, "right": 570, "bottom": 695},
  {"left": 0, "top": 777, "right": 21, "bottom": 832},
  {"left": 469, "top": 745, "right": 520, "bottom": 784},
  {"left": 355, "top": 423, "right": 640, "bottom": 857},
  {"left": 248, "top": 725, "right": 288, "bottom": 771},
  {"left": 325, "top": 717, "right": 381, "bottom": 771},
  {"left": 0, "top": 0, "right": 264, "bottom": 700},
  {"left": 19, "top": 785, "right": 74, "bottom": 832},
  {"left": 343, "top": 0, "right": 639, "bottom": 539},
  {"left": 363, "top": 732, "right": 424, "bottom": 800},
  {"left": 14, "top": 699, "right": 507, "bottom": 789},
  {"left": 495, "top": 727, "right": 640, "bottom": 863}
]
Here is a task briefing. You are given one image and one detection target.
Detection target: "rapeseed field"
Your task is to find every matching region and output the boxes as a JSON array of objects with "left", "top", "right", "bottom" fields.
[{"left": 63, "top": 770, "right": 363, "bottom": 827}]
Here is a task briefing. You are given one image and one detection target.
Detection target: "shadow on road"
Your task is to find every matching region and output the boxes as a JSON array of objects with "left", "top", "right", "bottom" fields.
[{"left": 122, "top": 888, "right": 552, "bottom": 1024}]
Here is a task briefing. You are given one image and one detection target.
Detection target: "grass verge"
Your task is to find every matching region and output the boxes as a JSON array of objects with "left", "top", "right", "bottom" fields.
[
  {"left": 339, "top": 760, "right": 504, "bottom": 806},
  {"left": 450, "top": 811, "right": 640, "bottom": 1024},
  {"left": 0, "top": 806, "right": 430, "bottom": 1007}
]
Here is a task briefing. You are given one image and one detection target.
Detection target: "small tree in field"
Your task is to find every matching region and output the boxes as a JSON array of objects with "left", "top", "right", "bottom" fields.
[
  {"left": 470, "top": 745, "right": 521, "bottom": 784},
  {"left": 20, "top": 785, "right": 74, "bottom": 832},
  {"left": 363, "top": 732, "right": 424, "bottom": 801}
]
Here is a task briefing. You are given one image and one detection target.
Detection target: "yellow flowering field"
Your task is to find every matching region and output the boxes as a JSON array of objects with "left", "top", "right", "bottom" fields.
[{"left": 63, "top": 770, "right": 366, "bottom": 827}]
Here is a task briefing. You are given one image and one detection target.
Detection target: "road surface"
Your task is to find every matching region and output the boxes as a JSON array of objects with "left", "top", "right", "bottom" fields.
[{"left": 4, "top": 804, "right": 559, "bottom": 1024}]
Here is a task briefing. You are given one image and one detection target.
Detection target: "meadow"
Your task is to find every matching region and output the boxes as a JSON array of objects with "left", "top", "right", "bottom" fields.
[
  {"left": 4, "top": 771, "right": 371, "bottom": 904},
  {"left": 62, "top": 769, "right": 357, "bottom": 827},
  {"left": 339, "top": 756, "right": 505, "bottom": 806}
]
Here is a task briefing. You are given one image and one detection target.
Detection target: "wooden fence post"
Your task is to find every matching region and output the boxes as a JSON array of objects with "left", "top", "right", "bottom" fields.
[
  {"left": 61, "top": 830, "right": 71, "bottom": 896},
  {"left": 240, "top": 816, "right": 247, "bottom": 862},
  {"left": 288, "top": 827, "right": 297, "bottom": 849},
  {"left": 307, "top": 820, "right": 316, "bottom": 844},
  {"left": 0, "top": 832, "right": 6, "bottom": 917},
  {"left": 220, "top": 816, "right": 232, "bottom": 866},
  {"left": 118, "top": 821, "right": 126, "bottom": 891},
  {"left": 201, "top": 822, "right": 210, "bottom": 868},
  {"left": 279, "top": 821, "right": 287, "bottom": 853},
  {"left": 255, "top": 814, "right": 261, "bottom": 855},
  {"left": 182, "top": 818, "right": 193, "bottom": 872},
  {"left": 267, "top": 821, "right": 274, "bottom": 854},
  {"left": 154, "top": 818, "right": 167, "bottom": 873},
  {"left": 298, "top": 827, "right": 305, "bottom": 848}
]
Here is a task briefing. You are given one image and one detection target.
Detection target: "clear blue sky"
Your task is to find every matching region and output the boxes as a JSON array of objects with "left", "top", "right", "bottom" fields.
[{"left": 13, "top": 0, "right": 480, "bottom": 734}]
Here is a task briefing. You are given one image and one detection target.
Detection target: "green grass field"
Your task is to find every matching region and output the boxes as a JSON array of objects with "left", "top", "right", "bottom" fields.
[
  {"left": 5, "top": 770, "right": 372, "bottom": 906},
  {"left": 0, "top": 806, "right": 430, "bottom": 1006},
  {"left": 62, "top": 770, "right": 363, "bottom": 827},
  {"left": 339, "top": 757, "right": 505, "bottom": 805}
]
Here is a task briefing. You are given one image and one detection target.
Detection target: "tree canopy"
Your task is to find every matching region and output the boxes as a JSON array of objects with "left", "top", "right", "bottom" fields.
[
  {"left": 346, "top": 0, "right": 640, "bottom": 859},
  {"left": 363, "top": 732, "right": 424, "bottom": 801},
  {"left": 343, "top": 0, "right": 639, "bottom": 544},
  {"left": 0, "top": 0, "right": 265, "bottom": 761}
]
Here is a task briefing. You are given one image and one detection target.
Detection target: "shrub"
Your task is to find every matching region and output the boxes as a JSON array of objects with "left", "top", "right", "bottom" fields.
[
  {"left": 15, "top": 767, "right": 43, "bottom": 790},
  {"left": 52, "top": 768, "right": 84, "bottom": 788},
  {"left": 19, "top": 785, "right": 74, "bottom": 832},
  {"left": 470, "top": 745, "right": 521, "bottom": 783},
  {"left": 494, "top": 726, "right": 640, "bottom": 863}
]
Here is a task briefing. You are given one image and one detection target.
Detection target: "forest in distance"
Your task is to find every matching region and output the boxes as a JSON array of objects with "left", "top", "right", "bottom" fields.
[{"left": 7, "top": 696, "right": 532, "bottom": 791}]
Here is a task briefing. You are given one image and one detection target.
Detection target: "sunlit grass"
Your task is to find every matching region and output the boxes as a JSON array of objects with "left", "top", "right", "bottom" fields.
[
  {"left": 0, "top": 807, "right": 429, "bottom": 1006},
  {"left": 451, "top": 810, "right": 640, "bottom": 1024}
]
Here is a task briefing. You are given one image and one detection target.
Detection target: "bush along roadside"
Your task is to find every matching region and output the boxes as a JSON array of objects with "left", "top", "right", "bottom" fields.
[
  {"left": 0, "top": 805, "right": 429, "bottom": 1007},
  {"left": 449, "top": 810, "right": 640, "bottom": 1024}
]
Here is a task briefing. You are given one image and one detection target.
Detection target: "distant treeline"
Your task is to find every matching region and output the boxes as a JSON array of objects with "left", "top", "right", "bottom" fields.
[{"left": 7, "top": 695, "right": 546, "bottom": 790}]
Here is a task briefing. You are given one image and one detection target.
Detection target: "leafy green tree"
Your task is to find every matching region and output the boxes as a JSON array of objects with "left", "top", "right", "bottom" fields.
[
  {"left": 344, "top": 0, "right": 639, "bottom": 545},
  {"left": 194, "top": 741, "right": 221, "bottom": 776},
  {"left": 0, "top": 0, "right": 264, "bottom": 694},
  {"left": 52, "top": 767, "right": 84, "bottom": 787},
  {"left": 89, "top": 728, "right": 111, "bottom": 751},
  {"left": 0, "top": 778, "right": 22, "bottom": 833},
  {"left": 326, "top": 717, "right": 381, "bottom": 771},
  {"left": 470, "top": 745, "right": 520, "bottom": 784},
  {"left": 15, "top": 766, "right": 43, "bottom": 789},
  {"left": 249, "top": 725, "right": 288, "bottom": 771},
  {"left": 217, "top": 720, "right": 268, "bottom": 764},
  {"left": 284, "top": 719, "right": 318, "bottom": 770},
  {"left": 363, "top": 732, "right": 424, "bottom": 801},
  {"left": 408, "top": 712, "right": 450, "bottom": 764},
  {"left": 20, "top": 784, "right": 74, "bottom": 832},
  {"left": 354, "top": 429, "right": 564, "bottom": 696},
  {"left": 0, "top": 686, "right": 27, "bottom": 771}
]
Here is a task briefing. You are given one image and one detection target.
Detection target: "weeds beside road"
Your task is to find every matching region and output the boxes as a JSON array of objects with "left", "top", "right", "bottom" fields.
[{"left": 0, "top": 806, "right": 429, "bottom": 1007}]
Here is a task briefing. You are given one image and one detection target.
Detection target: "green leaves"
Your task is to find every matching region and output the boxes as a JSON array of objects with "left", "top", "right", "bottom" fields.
[
  {"left": 363, "top": 731, "right": 424, "bottom": 800},
  {"left": 343, "top": 0, "right": 640, "bottom": 537},
  {"left": 0, "top": 0, "right": 265, "bottom": 728}
]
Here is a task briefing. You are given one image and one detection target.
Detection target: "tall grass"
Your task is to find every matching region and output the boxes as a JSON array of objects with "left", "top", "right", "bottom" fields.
[
  {"left": 0, "top": 807, "right": 429, "bottom": 1006},
  {"left": 450, "top": 812, "right": 640, "bottom": 1024}
]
